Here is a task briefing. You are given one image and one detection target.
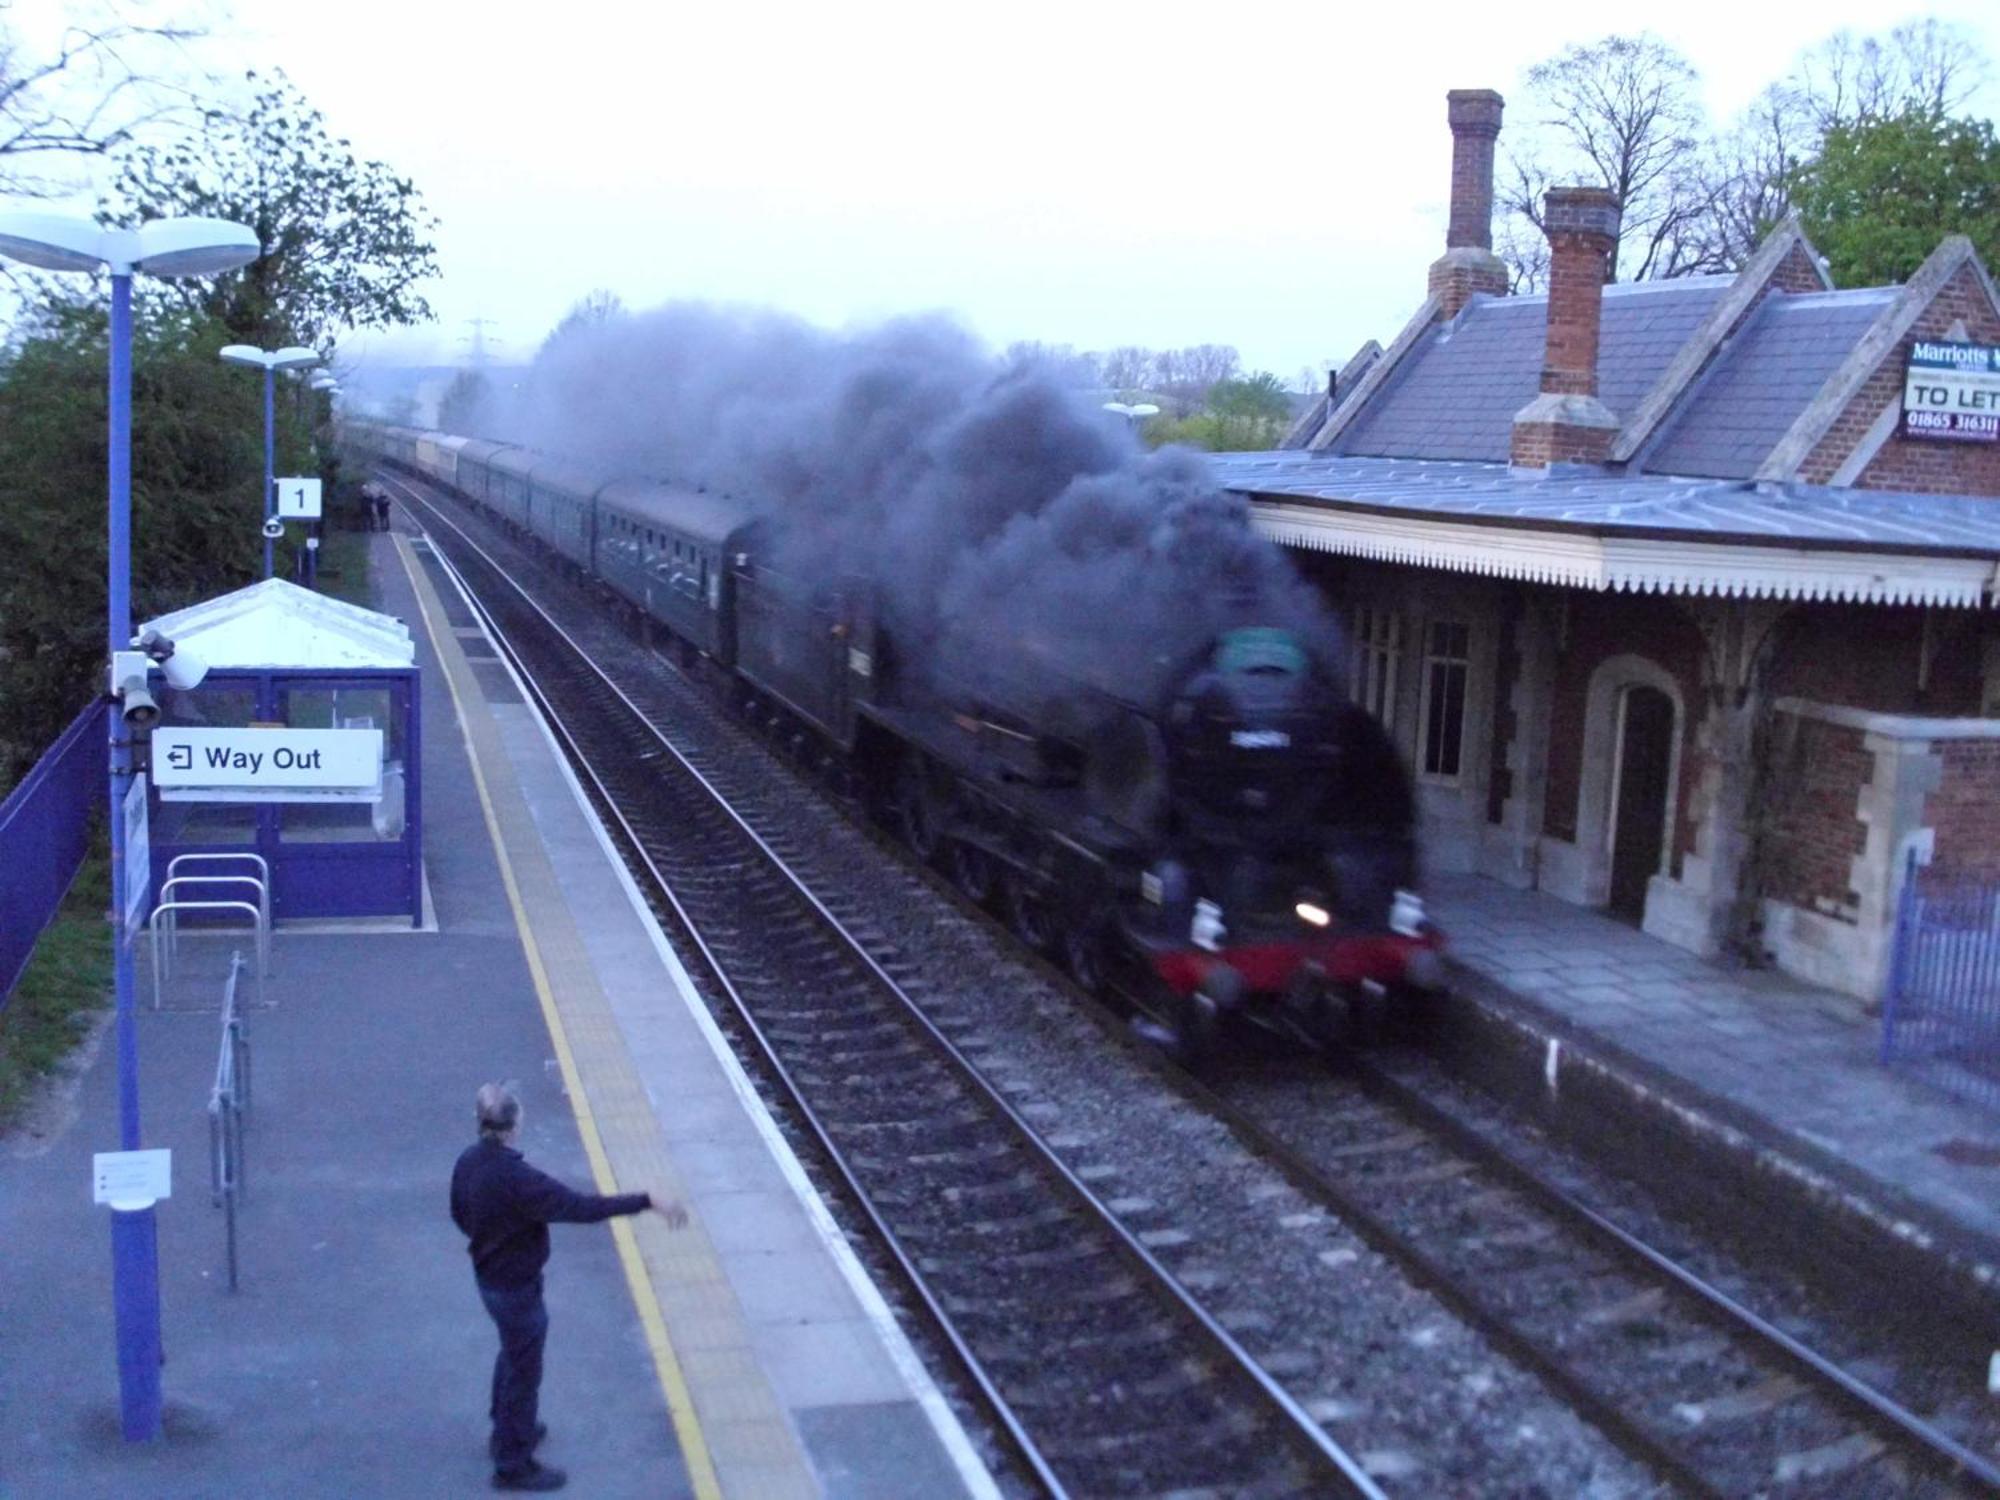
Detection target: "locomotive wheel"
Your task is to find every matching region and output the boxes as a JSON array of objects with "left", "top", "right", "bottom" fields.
[
  {"left": 1061, "top": 914, "right": 1110, "bottom": 995},
  {"left": 1004, "top": 871, "right": 1057, "bottom": 953},
  {"left": 895, "top": 758, "right": 944, "bottom": 865},
  {"left": 949, "top": 843, "right": 997, "bottom": 906},
  {"left": 1306, "top": 985, "right": 1354, "bottom": 1053}
]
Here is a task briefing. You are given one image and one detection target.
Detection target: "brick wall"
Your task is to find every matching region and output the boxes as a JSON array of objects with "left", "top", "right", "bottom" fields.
[
  {"left": 1758, "top": 713, "right": 1870, "bottom": 919},
  {"left": 1800, "top": 263, "right": 2000, "bottom": 496},
  {"left": 1927, "top": 739, "right": 2000, "bottom": 882},
  {"left": 1764, "top": 604, "right": 1985, "bottom": 715},
  {"left": 1542, "top": 594, "right": 1706, "bottom": 867},
  {"left": 1511, "top": 420, "right": 1615, "bottom": 466},
  {"left": 1770, "top": 243, "right": 1828, "bottom": 294}
]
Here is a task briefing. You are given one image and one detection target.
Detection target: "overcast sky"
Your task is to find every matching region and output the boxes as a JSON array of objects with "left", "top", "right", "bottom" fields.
[{"left": 21, "top": 1, "right": 2000, "bottom": 378}]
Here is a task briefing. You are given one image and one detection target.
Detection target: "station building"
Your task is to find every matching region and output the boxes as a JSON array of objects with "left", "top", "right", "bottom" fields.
[{"left": 1220, "top": 88, "right": 2000, "bottom": 1004}]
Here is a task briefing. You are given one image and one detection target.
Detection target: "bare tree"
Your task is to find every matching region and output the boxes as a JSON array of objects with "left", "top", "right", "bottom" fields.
[
  {"left": 1178, "top": 344, "right": 1240, "bottom": 390},
  {"left": 1793, "top": 19, "right": 1988, "bottom": 131},
  {"left": 1690, "top": 20, "right": 1990, "bottom": 272},
  {"left": 0, "top": 3, "right": 205, "bottom": 198},
  {"left": 1292, "top": 361, "right": 1342, "bottom": 396},
  {"left": 1003, "top": 340, "right": 1100, "bottom": 388},
  {"left": 1100, "top": 345, "right": 1152, "bottom": 392},
  {"left": 538, "top": 288, "right": 625, "bottom": 357},
  {"left": 1498, "top": 34, "right": 1723, "bottom": 284}
]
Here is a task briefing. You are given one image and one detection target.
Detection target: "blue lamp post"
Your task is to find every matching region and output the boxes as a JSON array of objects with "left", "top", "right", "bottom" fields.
[
  {"left": 219, "top": 343, "right": 319, "bottom": 578},
  {"left": 0, "top": 209, "right": 259, "bottom": 1443}
]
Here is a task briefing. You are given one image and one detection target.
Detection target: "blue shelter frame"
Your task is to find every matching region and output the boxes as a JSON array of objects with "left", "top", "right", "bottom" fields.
[{"left": 146, "top": 666, "right": 423, "bottom": 925}]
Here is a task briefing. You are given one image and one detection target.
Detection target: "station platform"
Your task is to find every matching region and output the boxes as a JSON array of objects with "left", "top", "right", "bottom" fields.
[
  {"left": 0, "top": 528, "right": 995, "bottom": 1500},
  {"left": 1429, "top": 872, "right": 2000, "bottom": 1335}
]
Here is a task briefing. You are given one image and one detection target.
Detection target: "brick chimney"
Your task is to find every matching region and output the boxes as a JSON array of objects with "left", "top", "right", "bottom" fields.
[
  {"left": 1427, "top": 89, "right": 1509, "bottom": 318},
  {"left": 1511, "top": 186, "right": 1622, "bottom": 468}
]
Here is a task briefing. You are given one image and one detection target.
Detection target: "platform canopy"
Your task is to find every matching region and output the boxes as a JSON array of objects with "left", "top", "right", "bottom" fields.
[
  {"left": 1213, "top": 452, "right": 2000, "bottom": 608},
  {"left": 139, "top": 578, "right": 415, "bottom": 669}
]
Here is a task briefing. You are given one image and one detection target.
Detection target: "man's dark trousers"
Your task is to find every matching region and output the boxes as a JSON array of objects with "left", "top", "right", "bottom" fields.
[{"left": 480, "top": 1275, "right": 548, "bottom": 1475}]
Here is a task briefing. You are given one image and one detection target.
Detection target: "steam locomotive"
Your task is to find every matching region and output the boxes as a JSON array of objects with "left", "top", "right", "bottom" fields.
[{"left": 347, "top": 423, "right": 1444, "bottom": 1058}]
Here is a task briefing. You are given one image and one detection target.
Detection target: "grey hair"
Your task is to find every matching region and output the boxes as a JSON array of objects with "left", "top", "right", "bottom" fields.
[{"left": 476, "top": 1082, "right": 521, "bottom": 1140}]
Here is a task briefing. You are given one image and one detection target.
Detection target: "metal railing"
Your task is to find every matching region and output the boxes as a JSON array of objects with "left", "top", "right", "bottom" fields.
[
  {"left": 209, "top": 952, "right": 252, "bottom": 1291},
  {"left": 148, "top": 879, "right": 268, "bottom": 1011},
  {"left": 1883, "top": 853, "right": 2000, "bottom": 1113},
  {"left": 165, "top": 853, "right": 271, "bottom": 931},
  {"left": 0, "top": 701, "right": 105, "bottom": 1004}
]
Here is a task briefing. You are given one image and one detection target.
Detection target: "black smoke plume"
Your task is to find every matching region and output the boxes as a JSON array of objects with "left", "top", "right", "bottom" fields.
[{"left": 479, "top": 303, "right": 1340, "bottom": 714}]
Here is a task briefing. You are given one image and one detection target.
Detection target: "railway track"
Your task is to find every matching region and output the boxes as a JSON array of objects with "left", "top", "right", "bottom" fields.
[
  {"left": 389, "top": 469, "right": 2000, "bottom": 1498},
  {"left": 1204, "top": 1049, "right": 2000, "bottom": 1499},
  {"left": 394, "top": 489, "right": 1384, "bottom": 1498}
]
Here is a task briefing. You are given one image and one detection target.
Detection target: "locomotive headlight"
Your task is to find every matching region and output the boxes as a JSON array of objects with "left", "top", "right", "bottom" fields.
[{"left": 1295, "top": 900, "right": 1331, "bottom": 928}]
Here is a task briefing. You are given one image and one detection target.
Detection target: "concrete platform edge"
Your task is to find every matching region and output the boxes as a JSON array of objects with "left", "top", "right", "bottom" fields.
[
  {"left": 1434, "top": 960, "right": 2000, "bottom": 1352},
  {"left": 421, "top": 535, "right": 1001, "bottom": 1500}
]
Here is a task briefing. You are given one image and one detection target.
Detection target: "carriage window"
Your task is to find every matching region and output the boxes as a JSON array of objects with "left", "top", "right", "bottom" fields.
[
  {"left": 1350, "top": 608, "right": 1402, "bottom": 725},
  {"left": 1421, "top": 620, "right": 1470, "bottom": 780}
]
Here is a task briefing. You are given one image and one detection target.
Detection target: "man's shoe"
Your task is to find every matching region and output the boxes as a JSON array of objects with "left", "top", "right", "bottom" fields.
[
  {"left": 492, "top": 1462, "right": 566, "bottom": 1492},
  {"left": 489, "top": 1423, "right": 548, "bottom": 1460}
]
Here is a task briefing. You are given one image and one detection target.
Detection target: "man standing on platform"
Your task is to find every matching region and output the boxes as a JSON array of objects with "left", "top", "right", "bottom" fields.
[{"left": 451, "top": 1081, "right": 687, "bottom": 1492}]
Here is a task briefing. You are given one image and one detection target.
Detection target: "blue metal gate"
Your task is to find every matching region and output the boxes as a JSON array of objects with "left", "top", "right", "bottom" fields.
[{"left": 1883, "top": 854, "right": 2000, "bottom": 1113}]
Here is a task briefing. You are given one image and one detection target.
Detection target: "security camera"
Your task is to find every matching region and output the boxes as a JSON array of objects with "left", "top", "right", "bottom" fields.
[
  {"left": 262, "top": 517, "right": 284, "bottom": 540},
  {"left": 136, "top": 627, "right": 208, "bottom": 692},
  {"left": 118, "top": 674, "right": 160, "bottom": 729}
]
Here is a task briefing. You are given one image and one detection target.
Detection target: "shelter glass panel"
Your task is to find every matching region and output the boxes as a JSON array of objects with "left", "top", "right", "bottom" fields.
[
  {"left": 275, "top": 682, "right": 404, "bottom": 844},
  {"left": 149, "top": 684, "right": 257, "bottom": 845}
]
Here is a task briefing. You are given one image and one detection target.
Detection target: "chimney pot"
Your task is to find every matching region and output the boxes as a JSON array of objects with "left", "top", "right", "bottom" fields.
[
  {"left": 1512, "top": 185, "right": 1622, "bottom": 467},
  {"left": 1428, "top": 88, "right": 1510, "bottom": 317}
]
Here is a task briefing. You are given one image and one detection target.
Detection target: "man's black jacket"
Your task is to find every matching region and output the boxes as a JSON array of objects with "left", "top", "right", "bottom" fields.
[{"left": 451, "top": 1138, "right": 650, "bottom": 1289}]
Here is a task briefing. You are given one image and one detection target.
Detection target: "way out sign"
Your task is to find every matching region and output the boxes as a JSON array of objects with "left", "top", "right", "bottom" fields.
[
  {"left": 276, "top": 476, "right": 323, "bottom": 520},
  {"left": 153, "top": 726, "right": 383, "bottom": 803}
]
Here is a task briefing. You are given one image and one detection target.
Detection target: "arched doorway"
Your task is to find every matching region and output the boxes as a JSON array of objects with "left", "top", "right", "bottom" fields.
[{"left": 1608, "top": 684, "right": 1675, "bottom": 920}]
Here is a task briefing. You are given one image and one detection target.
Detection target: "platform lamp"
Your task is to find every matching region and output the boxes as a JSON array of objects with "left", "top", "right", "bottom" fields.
[
  {"left": 0, "top": 210, "right": 260, "bottom": 1444},
  {"left": 1102, "top": 400, "right": 1161, "bottom": 431},
  {"left": 219, "top": 342, "right": 319, "bottom": 578}
]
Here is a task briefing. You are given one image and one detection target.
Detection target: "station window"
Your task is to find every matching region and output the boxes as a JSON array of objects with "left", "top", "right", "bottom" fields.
[
  {"left": 1350, "top": 607, "right": 1402, "bottom": 725},
  {"left": 1420, "top": 620, "right": 1471, "bottom": 780}
]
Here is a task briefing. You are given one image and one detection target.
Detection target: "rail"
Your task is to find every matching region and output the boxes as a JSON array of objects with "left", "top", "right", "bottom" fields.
[
  {"left": 208, "top": 952, "right": 252, "bottom": 1291},
  {"left": 396, "top": 476, "right": 1387, "bottom": 1500}
]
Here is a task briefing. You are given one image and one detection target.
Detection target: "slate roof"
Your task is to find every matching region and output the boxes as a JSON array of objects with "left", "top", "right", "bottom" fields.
[
  {"left": 1209, "top": 450, "right": 2000, "bottom": 556},
  {"left": 1643, "top": 288, "right": 1898, "bottom": 479},
  {"left": 1336, "top": 278, "right": 1731, "bottom": 462}
]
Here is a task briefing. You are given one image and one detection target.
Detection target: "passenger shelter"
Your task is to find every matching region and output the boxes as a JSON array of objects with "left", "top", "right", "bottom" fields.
[{"left": 139, "top": 578, "right": 423, "bottom": 925}]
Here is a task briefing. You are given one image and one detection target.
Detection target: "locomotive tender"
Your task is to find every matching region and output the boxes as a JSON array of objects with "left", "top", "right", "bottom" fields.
[{"left": 350, "top": 421, "right": 1444, "bottom": 1056}]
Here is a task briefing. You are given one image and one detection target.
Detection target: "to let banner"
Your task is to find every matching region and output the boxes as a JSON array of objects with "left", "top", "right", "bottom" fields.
[{"left": 1902, "top": 340, "right": 2000, "bottom": 443}]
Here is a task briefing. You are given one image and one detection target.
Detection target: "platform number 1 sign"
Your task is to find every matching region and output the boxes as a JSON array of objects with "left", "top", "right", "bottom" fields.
[{"left": 276, "top": 476, "right": 323, "bottom": 520}]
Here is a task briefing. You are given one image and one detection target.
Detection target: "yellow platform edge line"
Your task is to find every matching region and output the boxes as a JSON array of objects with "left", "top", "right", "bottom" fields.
[{"left": 396, "top": 533, "right": 727, "bottom": 1500}]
